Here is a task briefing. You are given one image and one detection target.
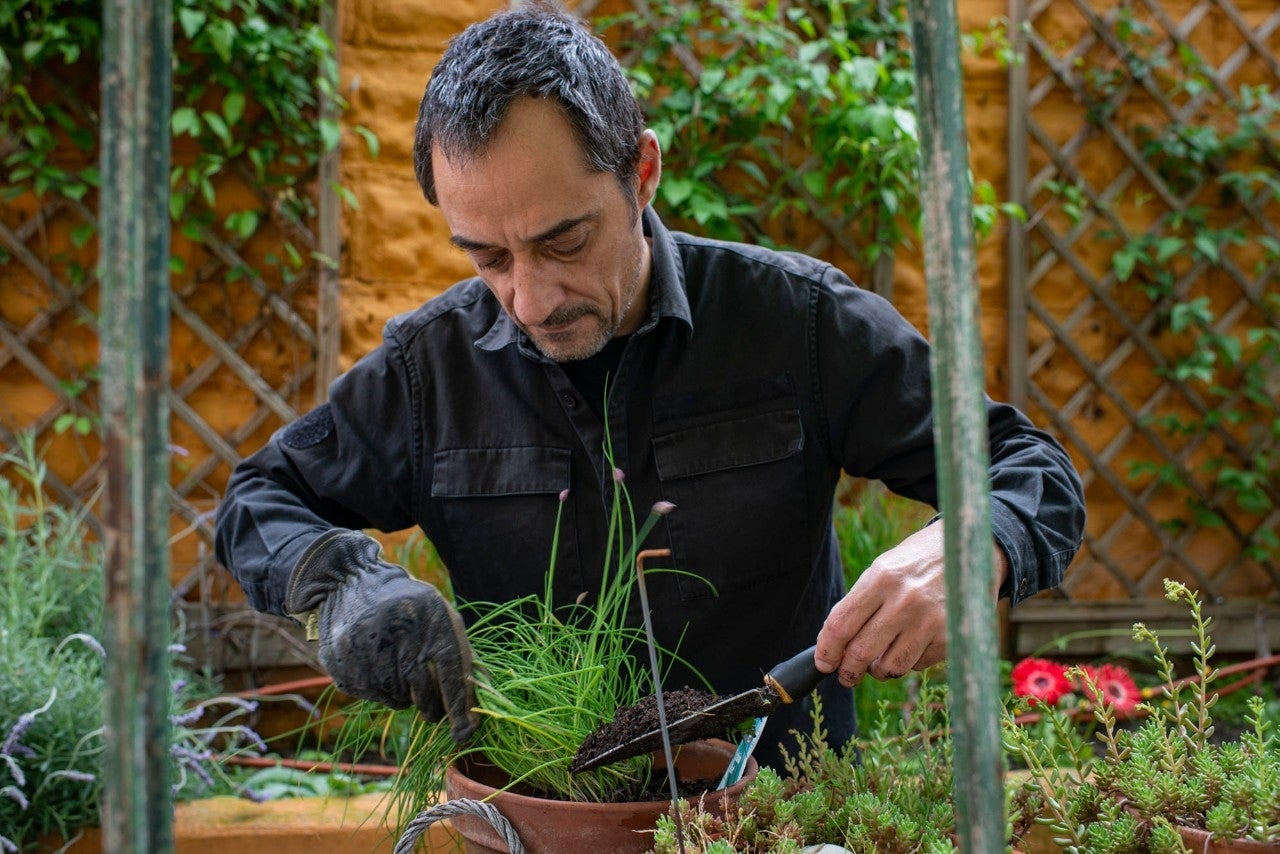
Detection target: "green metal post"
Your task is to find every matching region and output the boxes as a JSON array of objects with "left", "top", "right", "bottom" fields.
[
  {"left": 907, "top": 0, "right": 1005, "bottom": 850},
  {"left": 99, "top": 0, "right": 174, "bottom": 849}
]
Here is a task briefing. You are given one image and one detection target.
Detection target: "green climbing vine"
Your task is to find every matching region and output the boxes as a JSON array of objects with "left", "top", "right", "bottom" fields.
[
  {"left": 1, "top": 0, "right": 369, "bottom": 436},
  {"left": 597, "top": 0, "right": 1020, "bottom": 271}
]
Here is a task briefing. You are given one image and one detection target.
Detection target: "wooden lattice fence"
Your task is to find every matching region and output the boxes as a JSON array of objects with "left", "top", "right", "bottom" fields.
[
  {"left": 0, "top": 6, "right": 340, "bottom": 610},
  {"left": 1008, "top": 0, "right": 1280, "bottom": 608}
]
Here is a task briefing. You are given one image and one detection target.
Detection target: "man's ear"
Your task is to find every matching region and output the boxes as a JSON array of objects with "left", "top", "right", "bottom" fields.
[{"left": 635, "top": 129, "right": 662, "bottom": 209}]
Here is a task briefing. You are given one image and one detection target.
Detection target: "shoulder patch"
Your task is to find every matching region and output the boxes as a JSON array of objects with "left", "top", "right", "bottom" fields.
[{"left": 282, "top": 404, "right": 335, "bottom": 450}]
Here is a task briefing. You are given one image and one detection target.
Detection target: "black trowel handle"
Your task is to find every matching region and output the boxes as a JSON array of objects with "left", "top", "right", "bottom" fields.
[{"left": 764, "top": 644, "right": 828, "bottom": 704}]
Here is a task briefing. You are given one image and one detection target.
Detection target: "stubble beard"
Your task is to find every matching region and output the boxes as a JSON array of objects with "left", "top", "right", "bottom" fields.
[{"left": 533, "top": 250, "right": 645, "bottom": 364}]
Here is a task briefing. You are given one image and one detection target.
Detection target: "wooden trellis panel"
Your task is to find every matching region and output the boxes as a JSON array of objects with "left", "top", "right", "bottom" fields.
[
  {"left": 0, "top": 52, "right": 339, "bottom": 605},
  {"left": 1008, "top": 0, "right": 1280, "bottom": 605}
]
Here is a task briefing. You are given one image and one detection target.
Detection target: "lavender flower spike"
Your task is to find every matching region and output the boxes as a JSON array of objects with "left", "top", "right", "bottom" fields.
[{"left": 2, "top": 688, "right": 57, "bottom": 757}]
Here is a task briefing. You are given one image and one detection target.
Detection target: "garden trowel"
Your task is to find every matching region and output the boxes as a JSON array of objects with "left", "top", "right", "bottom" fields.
[{"left": 570, "top": 644, "right": 828, "bottom": 773}]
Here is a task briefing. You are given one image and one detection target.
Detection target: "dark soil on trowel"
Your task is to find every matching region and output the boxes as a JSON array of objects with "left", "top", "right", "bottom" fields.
[{"left": 571, "top": 687, "right": 725, "bottom": 773}]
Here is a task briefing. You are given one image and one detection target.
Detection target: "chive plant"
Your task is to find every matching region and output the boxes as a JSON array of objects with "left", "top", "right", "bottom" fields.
[{"left": 338, "top": 432, "right": 702, "bottom": 830}]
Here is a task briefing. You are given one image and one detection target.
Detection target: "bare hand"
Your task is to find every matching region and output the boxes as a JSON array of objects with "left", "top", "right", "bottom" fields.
[{"left": 813, "top": 524, "right": 1010, "bottom": 687}]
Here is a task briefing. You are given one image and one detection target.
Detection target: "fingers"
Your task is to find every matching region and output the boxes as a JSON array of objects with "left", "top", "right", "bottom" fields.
[
  {"left": 813, "top": 576, "right": 880, "bottom": 675},
  {"left": 414, "top": 592, "right": 479, "bottom": 741},
  {"left": 815, "top": 524, "right": 949, "bottom": 687}
]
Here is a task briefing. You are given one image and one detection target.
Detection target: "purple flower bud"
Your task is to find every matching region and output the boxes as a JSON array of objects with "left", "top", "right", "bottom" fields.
[
  {"left": 240, "top": 786, "right": 271, "bottom": 803},
  {"left": 2, "top": 832, "right": 19, "bottom": 853},
  {"left": 235, "top": 725, "right": 269, "bottom": 754},
  {"left": 47, "top": 769, "right": 97, "bottom": 784},
  {"left": 2, "top": 756, "right": 27, "bottom": 789},
  {"left": 558, "top": 489, "right": 569, "bottom": 503},
  {"left": 613, "top": 467, "right": 625, "bottom": 483},
  {"left": 1, "top": 714, "right": 35, "bottom": 757},
  {"left": 170, "top": 705, "right": 207, "bottom": 728},
  {"left": 1, "top": 785, "right": 29, "bottom": 810},
  {"left": 651, "top": 501, "right": 676, "bottom": 516}
]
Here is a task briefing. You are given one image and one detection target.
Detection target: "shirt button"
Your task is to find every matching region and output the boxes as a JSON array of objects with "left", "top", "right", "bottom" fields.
[{"left": 559, "top": 393, "right": 578, "bottom": 408}]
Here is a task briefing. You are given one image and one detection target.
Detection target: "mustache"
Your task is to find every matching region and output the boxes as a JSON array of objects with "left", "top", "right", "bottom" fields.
[{"left": 540, "top": 305, "right": 600, "bottom": 327}]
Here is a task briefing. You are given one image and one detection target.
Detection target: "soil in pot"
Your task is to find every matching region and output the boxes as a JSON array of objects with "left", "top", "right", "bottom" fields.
[{"left": 445, "top": 737, "right": 757, "bottom": 854}]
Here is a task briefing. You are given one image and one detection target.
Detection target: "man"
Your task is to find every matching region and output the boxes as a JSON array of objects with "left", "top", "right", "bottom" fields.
[{"left": 213, "top": 5, "right": 1085, "bottom": 769}]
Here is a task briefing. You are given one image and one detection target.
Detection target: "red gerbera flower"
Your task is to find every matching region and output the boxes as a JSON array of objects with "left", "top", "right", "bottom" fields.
[
  {"left": 1078, "top": 663, "right": 1141, "bottom": 719},
  {"left": 1011, "top": 657, "right": 1072, "bottom": 707}
]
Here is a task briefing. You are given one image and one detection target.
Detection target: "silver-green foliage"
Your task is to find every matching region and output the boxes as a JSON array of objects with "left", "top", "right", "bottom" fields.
[{"left": 0, "top": 435, "right": 105, "bottom": 849}]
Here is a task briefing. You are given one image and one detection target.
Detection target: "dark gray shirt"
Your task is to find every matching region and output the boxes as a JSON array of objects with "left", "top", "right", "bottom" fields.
[{"left": 214, "top": 207, "right": 1085, "bottom": 765}]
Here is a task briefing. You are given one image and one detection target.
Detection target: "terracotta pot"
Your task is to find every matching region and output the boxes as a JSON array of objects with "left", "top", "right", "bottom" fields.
[
  {"left": 1115, "top": 804, "right": 1279, "bottom": 853},
  {"left": 1174, "top": 825, "right": 1280, "bottom": 854},
  {"left": 444, "top": 738, "right": 758, "bottom": 854}
]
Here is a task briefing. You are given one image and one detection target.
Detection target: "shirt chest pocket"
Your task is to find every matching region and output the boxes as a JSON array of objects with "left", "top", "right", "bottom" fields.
[
  {"left": 430, "top": 446, "right": 579, "bottom": 605},
  {"left": 651, "top": 405, "right": 808, "bottom": 602}
]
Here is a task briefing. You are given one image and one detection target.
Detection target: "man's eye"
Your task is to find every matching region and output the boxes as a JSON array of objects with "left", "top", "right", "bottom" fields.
[
  {"left": 473, "top": 252, "right": 508, "bottom": 271},
  {"left": 547, "top": 234, "right": 588, "bottom": 257}
]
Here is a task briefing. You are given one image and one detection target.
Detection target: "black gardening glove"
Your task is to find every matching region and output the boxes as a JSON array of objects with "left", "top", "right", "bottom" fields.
[{"left": 286, "top": 530, "right": 478, "bottom": 742}]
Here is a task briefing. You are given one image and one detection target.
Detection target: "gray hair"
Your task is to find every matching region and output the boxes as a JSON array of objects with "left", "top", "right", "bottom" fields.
[{"left": 414, "top": 4, "right": 646, "bottom": 206}]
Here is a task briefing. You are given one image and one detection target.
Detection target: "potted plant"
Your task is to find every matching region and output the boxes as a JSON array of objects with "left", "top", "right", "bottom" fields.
[
  {"left": 644, "top": 669, "right": 1058, "bottom": 854},
  {"left": 335, "top": 454, "right": 755, "bottom": 854},
  {"left": 1004, "top": 579, "right": 1280, "bottom": 853}
]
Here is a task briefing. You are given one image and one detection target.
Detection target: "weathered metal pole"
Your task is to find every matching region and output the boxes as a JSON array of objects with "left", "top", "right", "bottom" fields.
[
  {"left": 906, "top": 0, "right": 1005, "bottom": 850},
  {"left": 99, "top": 0, "right": 174, "bottom": 849}
]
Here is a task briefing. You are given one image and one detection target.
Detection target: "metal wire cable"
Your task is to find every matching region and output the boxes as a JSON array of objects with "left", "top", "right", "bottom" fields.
[{"left": 393, "top": 798, "right": 525, "bottom": 854}]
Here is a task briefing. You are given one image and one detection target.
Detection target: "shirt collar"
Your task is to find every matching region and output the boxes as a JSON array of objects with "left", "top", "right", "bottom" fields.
[{"left": 475, "top": 206, "right": 692, "bottom": 355}]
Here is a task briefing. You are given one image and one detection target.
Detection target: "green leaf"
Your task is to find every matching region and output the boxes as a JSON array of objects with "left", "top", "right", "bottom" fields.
[
  {"left": 202, "top": 111, "right": 232, "bottom": 147},
  {"left": 178, "top": 7, "right": 206, "bottom": 39},
  {"left": 207, "top": 18, "right": 235, "bottom": 62},
  {"left": 1112, "top": 247, "right": 1138, "bottom": 282},
  {"left": 1192, "top": 233, "right": 1220, "bottom": 263},
  {"left": 224, "top": 210, "right": 260, "bottom": 240},
  {"left": 171, "top": 106, "right": 200, "bottom": 137},
  {"left": 1155, "top": 236, "right": 1183, "bottom": 263},
  {"left": 319, "top": 118, "right": 341, "bottom": 153},
  {"left": 222, "top": 91, "right": 245, "bottom": 127},
  {"left": 353, "top": 125, "right": 379, "bottom": 159},
  {"left": 69, "top": 223, "right": 95, "bottom": 248}
]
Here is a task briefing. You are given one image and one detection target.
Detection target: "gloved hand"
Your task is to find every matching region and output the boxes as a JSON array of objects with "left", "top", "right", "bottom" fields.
[{"left": 286, "top": 530, "right": 478, "bottom": 742}]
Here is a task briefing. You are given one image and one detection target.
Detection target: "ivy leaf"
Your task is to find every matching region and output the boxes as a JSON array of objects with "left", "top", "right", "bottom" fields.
[
  {"left": 171, "top": 106, "right": 200, "bottom": 138},
  {"left": 202, "top": 111, "right": 232, "bottom": 148},
  {"left": 1112, "top": 246, "right": 1139, "bottom": 282},
  {"left": 69, "top": 223, "right": 95, "bottom": 248},
  {"left": 222, "top": 91, "right": 245, "bottom": 127},
  {"left": 662, "top": 176, "right": 694, "bottom": 208},
  {"left": 1192, "top": 233, "right": 1220, "bottom": 263},
  {"left": 353, "top": 125, "right": 379, "bottom": 159},
  {"left": 178, "top": 8, "right": 206, "bottom": 39},
  {"left": 319, "top": 118, "right": 341, "bottom": 153},
  {"left": 1155, "top": 236, "right": 1183, "bottom": 263}
]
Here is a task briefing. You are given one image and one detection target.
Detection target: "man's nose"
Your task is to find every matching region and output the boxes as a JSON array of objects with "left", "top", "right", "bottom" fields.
[{"left": 510, "top": 258, "right": 564, "bottom": 327}]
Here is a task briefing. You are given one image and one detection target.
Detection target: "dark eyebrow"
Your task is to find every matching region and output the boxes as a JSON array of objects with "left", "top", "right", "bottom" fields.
[{"left": 449, "top": 214, "right": 596, "bottom": 253}]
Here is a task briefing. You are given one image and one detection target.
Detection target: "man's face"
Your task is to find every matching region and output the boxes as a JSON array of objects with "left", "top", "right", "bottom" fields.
[{"left": 432, "top": 98, "right": 662, "bottom": 362}]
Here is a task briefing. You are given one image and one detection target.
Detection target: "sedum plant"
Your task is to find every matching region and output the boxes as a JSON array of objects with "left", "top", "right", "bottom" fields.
[
  {"left": 649, "top": 679, "right": 1009, "bottom": 853},
  {"left": 1004, "top": 579, "right": 1280, "bottom": 852}
]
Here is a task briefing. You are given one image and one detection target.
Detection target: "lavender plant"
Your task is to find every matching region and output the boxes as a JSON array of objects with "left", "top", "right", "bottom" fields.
[{"left": 0, "top": 435, "right": 270, "bottom": 850}]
